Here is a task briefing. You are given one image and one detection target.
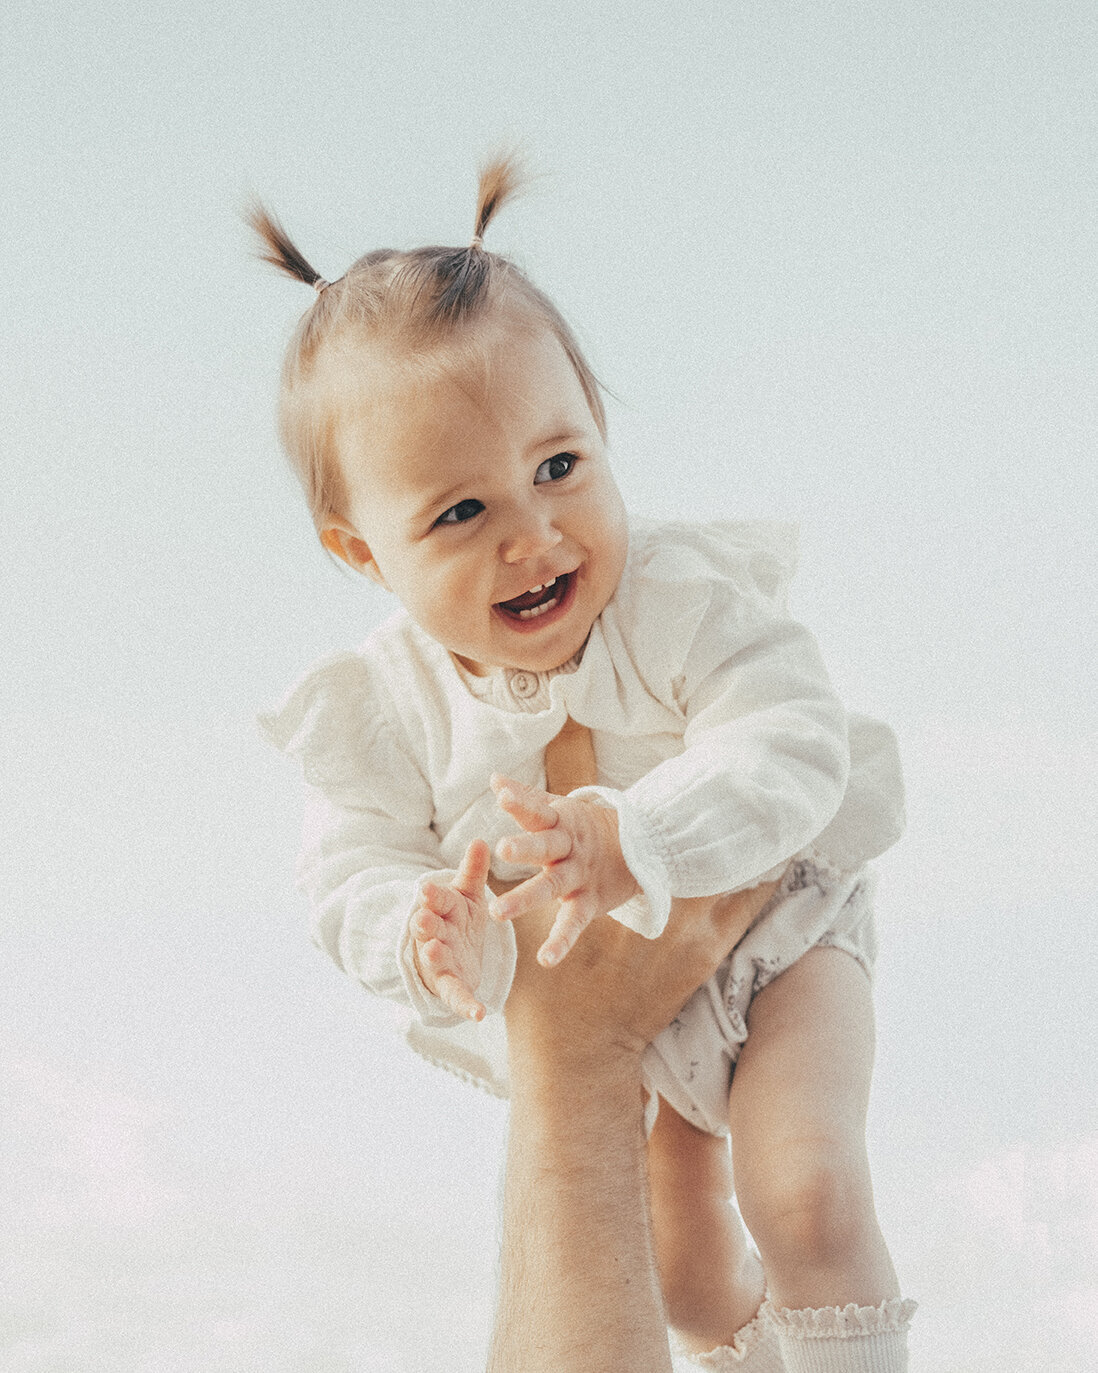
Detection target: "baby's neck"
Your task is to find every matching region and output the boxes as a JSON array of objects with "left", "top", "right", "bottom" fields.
[
  {"left": 451, "top": 647, "right": 586, "bottom": 680},
  {"left": 452, "top": 653, "right": 494, "bottom": 678}
]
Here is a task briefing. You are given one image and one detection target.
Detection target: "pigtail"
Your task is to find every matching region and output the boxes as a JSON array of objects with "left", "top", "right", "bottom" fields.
[
  {"left": 245, "top": 200, "right": 330, "bottom": 293},
  {"left": 471, "top": 150, "right": 526, "bottom": 247},
  {"left": 428, "top": 151, "right": 527, "bottom": 322}
]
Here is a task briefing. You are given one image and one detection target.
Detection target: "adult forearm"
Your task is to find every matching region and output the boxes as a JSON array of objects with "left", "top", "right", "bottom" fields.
[{"left": 487, "top": 1053, "right": 672, "bottom": 1373}]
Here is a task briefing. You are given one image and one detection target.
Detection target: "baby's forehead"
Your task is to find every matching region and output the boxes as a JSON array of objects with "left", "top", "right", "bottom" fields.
[
  {"left": 332, "top": 315, "right": 575, "bottom": 423},
  {"left": 330, "top": 325, "right": 593, "bottom": 500},
  {"left": 343, "top": 306, "right": 549, "bottom": 382}
]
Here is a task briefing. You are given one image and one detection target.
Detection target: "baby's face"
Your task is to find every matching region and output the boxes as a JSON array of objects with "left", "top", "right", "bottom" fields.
[{"left": 324, "top": 318, "right": 628, "bottom": 675}]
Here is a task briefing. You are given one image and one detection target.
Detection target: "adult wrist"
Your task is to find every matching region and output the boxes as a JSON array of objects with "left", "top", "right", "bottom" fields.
[{"left": 506, "top": 1024, "right": 647, "bottom": 1113}]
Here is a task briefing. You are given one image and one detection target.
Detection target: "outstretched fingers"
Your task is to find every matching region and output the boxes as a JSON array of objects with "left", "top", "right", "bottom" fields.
[
  {"left": 418, "top": 938, "right": 486, "bottom": 1021},
  {"left": 491, "top": 868, "right": 564, "bottom": 923},
  {"left": 492, "top": 774, "right": 560, "bottom": 833},
  {"left": 454, "top": 838, "right": 492, "bottom": 903},
  {"left": 537, "top": 897, "right": 598, "bottom": 968},
  {"left": 489, "top": 775, "right": 610, "bottom": 963},
  {"left": 491, "top": 775, "right": 575, "bottom": 924},
  {"left": 412, "top": 840, "right": 494, "bottom": 1022},
  {"left": 419, "top": 843, "right": 490, "bottom": 928},
  {"left": 496, "top": 825, "right": 572, "bottom": 869}
]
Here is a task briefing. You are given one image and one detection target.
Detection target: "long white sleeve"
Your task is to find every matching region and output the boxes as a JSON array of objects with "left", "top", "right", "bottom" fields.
[
  {"left": 562, "top": 520, "right": 852, "bottom": 938},
  {"left": 260, "top": 653, "right": 516, "bottom": 1027},
  {"left": 296, "top": 788, "right": 515, "bottom": 1027},
  {"left": 575, "top": 601, "right": 849, "bottom": 937}
]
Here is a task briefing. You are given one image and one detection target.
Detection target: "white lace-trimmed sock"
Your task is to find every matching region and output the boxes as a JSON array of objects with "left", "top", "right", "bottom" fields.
[
  {"left": 671, "top": 1308, "right": 786, "bottom": 1371},
  {"left": 765, "top": 1298, "right": 917, "bottom": 1373}
]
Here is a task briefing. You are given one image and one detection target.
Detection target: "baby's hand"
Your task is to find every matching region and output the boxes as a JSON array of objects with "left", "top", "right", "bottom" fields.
[
  {"left": 489, "top": 775, "right": 641, "bottom": 968},
  {"left": 411, "top": 839, "right": 492, "bottom": 1022}
]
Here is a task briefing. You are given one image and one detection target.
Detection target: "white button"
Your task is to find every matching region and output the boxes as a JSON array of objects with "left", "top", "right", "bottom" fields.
[{"left": 509, "top": 671, "right": 539, "bottom": 699}]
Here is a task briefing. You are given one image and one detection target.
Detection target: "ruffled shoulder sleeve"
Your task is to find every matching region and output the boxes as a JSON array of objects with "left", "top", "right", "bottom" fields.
[
  {"left": 632, "top": 517, "right": 798, "bottom": 605},
  {"left": 602, "top": 519, "right": 801, "bottom": 701},
  {"left": 259, "top": 649, "right": 419, "bottom": 811}
]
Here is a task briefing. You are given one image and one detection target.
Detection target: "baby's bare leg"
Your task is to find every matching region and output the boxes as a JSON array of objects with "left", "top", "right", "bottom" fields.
[
  {"left": 729, "top": 946, "right": 899, "bottom": 1311},
  {"left": 648, "top": 1098, "right": 766, "bottom": 1353},
  {"left": 642, "top": 884, "right": 782, "bottom": 1352}
]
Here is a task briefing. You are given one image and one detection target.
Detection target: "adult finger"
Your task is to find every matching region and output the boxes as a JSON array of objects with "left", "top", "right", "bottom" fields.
[
  {"left": 653, "top": 881, "right": 783, "bottom": 1008},
  {"left": 707, "top": 880, "right": 781, "bottom": 951}
]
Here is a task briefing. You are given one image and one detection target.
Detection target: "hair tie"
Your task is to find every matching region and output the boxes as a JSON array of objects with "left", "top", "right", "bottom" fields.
[
  {"left": 469, "top": 234, "right": 484, "bottom": 251},
  {"left": 313, "top": 277, "right": 331, "bottom": 295}
]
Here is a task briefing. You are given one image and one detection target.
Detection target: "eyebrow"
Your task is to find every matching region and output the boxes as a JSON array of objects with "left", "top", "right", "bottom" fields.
[
  {"left": 529, "top": 426, "right": 588, "bottom": 454},
  {"left": 412, "top": 482, "right": 468, "bottom": 524}
]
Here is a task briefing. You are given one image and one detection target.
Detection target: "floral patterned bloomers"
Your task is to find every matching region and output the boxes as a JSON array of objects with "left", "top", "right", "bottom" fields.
[{"left": 642, "top": 855, "right": 877, "bottom": 1136}]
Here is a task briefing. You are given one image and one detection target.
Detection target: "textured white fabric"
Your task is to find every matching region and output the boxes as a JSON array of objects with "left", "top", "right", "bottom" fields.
[
  {"left": 260, "top": 518, "right": 904, "bottom": 1101},
  {"left": 767, "top": 1299, "right": 917, "bottom": 1373},
  {"left": 672, "top": 1310, "right": 786, "bottom": 1370}
]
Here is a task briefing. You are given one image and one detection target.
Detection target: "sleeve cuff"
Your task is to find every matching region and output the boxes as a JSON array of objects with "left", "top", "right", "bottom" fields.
[
  {"left": 396, "top": 872, "right": 517, "bottom": 1026},
  {"left": 569, "top": 786, "right": 672, "bottom": 938}
]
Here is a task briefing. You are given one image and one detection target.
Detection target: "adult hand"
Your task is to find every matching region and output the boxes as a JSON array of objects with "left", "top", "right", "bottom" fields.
[{"left": 504, "top": 881, "right": 779, "bottom": 1066}]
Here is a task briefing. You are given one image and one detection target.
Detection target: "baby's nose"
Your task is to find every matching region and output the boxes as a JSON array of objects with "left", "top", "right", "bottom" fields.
[{"left": 501, "top": 512, "right": 563, "bottom": 563}]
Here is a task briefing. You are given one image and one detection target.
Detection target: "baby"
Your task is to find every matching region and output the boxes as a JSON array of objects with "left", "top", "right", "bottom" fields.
[{"left": 255, "top": 157, "right": 916, "bottom": 1371}]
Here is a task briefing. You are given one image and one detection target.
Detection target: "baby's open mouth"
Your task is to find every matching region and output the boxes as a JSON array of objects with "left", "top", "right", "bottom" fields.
[{"left": 496, "top": 574, "right": 570, "bottom": 621}]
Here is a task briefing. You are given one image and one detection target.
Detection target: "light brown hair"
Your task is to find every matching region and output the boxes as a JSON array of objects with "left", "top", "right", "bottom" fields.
[{"left": 247, "top": 155, "right": 606, "bottom": 533}]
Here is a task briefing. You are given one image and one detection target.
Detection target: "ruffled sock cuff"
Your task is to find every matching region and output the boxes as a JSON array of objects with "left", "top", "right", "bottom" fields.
[
  {"left": 766, "top": 1297, "right": 917, "bottom": 1339},
  {"left": 671, "top": 1307, "right": 784, "bottom": 1370},
  {"left": 765, "top": 1297, "right": 917, "bottom": 1373}
]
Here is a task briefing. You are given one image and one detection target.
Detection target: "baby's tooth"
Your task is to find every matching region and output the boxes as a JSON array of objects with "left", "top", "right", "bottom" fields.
[{"left": 515, "top": 594, "right": 560, "bottom": 621}]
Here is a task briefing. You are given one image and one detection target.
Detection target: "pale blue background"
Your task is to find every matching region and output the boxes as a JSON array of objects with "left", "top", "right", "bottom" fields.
[{"left": 2, "top": 3, "right": 1096, "bottom": 1369}]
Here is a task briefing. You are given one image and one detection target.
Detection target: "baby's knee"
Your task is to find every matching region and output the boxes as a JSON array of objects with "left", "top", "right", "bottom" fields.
[{"left": 737, "top": 1147, "right": 876, "bottom": 1270}]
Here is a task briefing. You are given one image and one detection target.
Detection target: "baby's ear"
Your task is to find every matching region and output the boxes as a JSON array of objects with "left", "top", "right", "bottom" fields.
[{"left": 320, "top": 521, "right": 390, "bottom": 588}]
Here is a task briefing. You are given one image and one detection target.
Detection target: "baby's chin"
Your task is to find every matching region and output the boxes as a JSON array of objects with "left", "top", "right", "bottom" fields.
[{"left": 453, "top": 629, "right": 593, "bottom": 678}]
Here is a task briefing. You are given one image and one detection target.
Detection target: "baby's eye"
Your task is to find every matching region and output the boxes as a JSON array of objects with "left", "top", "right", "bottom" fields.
[
  {"left": 435, "top": 498, "right": 485, "bottom": 526},
  {"left": 534, "top": 453, "right": 577, "bottom": 484}
]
